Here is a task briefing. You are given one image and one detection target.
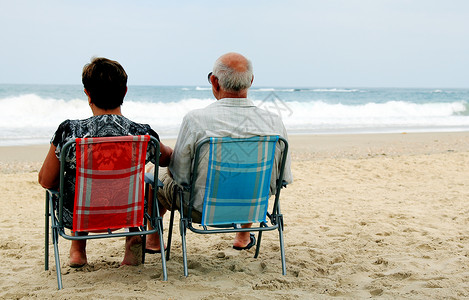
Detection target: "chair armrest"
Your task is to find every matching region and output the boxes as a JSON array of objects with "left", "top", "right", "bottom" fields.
[
  {"left": 178, "top": 183, "right": 191, "bottom": 192},
  {"left": 144, "top": 173, "right": 163, "bottom": 188},
  {"left": 46, "top": 188, "right": 59, "bottom": 197},
  {"left": 276, "top": 179, "right": 289, "bottom": 189}
]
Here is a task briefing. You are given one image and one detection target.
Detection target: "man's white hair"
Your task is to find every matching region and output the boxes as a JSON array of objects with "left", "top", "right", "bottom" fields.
[{"left": 212, "top": 57, "right": 253, "bottom": 92}]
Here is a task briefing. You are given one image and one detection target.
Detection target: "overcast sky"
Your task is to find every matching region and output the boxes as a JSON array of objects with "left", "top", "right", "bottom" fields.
[{"left": 1, "top": 0, "right": 468, "bottom": 88}]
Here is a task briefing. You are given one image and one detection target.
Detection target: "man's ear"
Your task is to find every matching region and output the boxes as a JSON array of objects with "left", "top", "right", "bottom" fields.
[{"left": 211, "top": 76, "right": 220, "bottom": 91}]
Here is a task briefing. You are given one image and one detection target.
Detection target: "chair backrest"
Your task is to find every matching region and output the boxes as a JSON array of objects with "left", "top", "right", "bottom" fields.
[
  {"left": 69, "top": 135, "right": 151, "bottom": 232},
  {"left": 194, "top": 136, "right": 280, "bottom": 226}
]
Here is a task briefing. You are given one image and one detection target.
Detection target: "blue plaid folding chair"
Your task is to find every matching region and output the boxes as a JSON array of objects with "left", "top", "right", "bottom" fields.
[{"left": 166, "top": 135, "right": 289, "bottom": 276}]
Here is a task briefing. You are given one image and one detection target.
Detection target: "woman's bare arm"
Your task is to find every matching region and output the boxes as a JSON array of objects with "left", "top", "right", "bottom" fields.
[
  {"left": 158, "top": 141, "right": 173, "bottom": 167},
  {"left": 38, "top": 144, "right": 60, "bottom": 189}
]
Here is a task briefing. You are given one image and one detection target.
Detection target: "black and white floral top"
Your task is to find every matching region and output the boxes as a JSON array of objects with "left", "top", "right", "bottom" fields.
[{"left": 51, "top": 114, "right": 159, "bottom": 229}]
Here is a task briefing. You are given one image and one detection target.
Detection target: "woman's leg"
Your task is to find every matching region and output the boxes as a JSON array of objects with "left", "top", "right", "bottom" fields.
[
  {"left": 69, "top": 231, "right": 88, "bottom": 267},
  {"left": 121, "top": 227, "right": 142, "bottom": 266}
]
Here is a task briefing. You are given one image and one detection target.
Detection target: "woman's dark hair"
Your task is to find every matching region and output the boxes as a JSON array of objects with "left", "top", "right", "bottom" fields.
[{"left": 82, "top": 57, "right": 127, "bottom": 109}]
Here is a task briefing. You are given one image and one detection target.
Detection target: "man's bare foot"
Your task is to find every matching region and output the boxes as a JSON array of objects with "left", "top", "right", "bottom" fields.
[
  {"left": 233, "top": 223, "right": 254, "bottom": 249},
  {"left": 233, "top": 232, "right": 252, "bottom": 249},
  {"left": 121, "top": 236, "right": 142, "bottom": 266},
  {"left": 145, "top": 233, "right": 164, "bottom": 253},
  {"left": 69, "top": 240, "right": 87, "bottom": 267}
]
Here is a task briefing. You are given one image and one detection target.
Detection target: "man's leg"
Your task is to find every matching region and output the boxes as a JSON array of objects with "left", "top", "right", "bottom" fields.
[
  {"left": 145, "top": 186, "right": 168, "bottom": 252},
  {"left": 146, "top": 168, "right": 175, "bottom": 252}
]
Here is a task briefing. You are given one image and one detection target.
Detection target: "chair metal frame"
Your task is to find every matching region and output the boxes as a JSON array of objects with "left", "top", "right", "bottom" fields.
[
  {"left": 44, "top": 135, "right": 167, "bottom": 289},
  {"left": 165, "top": 136, "right": 289, "bottom": 276}
]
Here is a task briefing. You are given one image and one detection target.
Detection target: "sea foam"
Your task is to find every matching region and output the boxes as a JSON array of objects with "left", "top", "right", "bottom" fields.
[{"left": 1, "top": 89, "right": 468, "bottom": 145}]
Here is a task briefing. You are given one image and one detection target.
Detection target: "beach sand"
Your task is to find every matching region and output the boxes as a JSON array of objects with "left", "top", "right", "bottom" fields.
[{"left": 1, "top": 132, "right": 469, "bottom": 299}]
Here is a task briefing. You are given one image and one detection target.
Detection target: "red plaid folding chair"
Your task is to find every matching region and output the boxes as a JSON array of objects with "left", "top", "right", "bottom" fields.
[{"left": 44, "top": 135, "right": 167, "bottom": 289}]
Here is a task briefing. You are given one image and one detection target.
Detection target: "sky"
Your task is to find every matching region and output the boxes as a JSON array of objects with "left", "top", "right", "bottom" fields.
[{"left": 1, "top": 0, "right": 468, "bottom": 88}]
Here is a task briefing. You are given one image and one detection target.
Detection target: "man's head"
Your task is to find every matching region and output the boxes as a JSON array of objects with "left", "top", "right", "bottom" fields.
[
  {"left": 82, "top": 57, "right": 128, "bottom": 110},
  {"left": 209, "top": 52, "right": 253, "bottom": 99}
]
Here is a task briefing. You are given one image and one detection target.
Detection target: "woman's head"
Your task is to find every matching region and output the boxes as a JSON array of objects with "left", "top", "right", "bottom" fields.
[{"left": 82, "top": 57, "right": 127, "bottom": 110}]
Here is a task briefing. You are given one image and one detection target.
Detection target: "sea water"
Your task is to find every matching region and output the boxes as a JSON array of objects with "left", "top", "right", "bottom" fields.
[{"left": 0, "top": 84, "right": 468, "bottom": 146}]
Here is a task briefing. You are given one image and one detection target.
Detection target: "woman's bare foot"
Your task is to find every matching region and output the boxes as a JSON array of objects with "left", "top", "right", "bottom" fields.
[
  {"left": 121, "top": 235, "right": 142, "bottom": 266},
  {"left": 69, "top": 240, "right": 87, "bottom": 267}
]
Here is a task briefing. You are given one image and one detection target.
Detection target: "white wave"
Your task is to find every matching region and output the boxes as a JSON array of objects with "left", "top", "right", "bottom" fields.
[
  {"left": 0, "top": 94, "right": 214, "bottom": 144},
  {"left": 255, "top": 88, "right": 276, "bottom": 92},
  {"left": 271, "top": 100, "right": 469, "bottom": 130},
  {"left": 429, "top": 89, "right": 456, "bottom": 94},
  {"left": 123, "top": 98, "right": 212, "bottom": 130},
  {"left": 253, "top": 88, "right": 296, "bottom": 92},
  {"left": 311, "top": 88, "right": 359, "bottom": 92},
  {"left": 1, "top": 94, "right": 468, "bottom": 145},
  {"left": 195, "top": 86, "right": 211, "bottom": 91},
  {"left": 0, "top": 94, "right": 90, "bottom": 128}
]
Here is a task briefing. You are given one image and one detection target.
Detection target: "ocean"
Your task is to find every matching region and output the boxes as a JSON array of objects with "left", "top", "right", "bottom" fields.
[{"left": 0, "top": 84, "right": 468, "bottom": 146}]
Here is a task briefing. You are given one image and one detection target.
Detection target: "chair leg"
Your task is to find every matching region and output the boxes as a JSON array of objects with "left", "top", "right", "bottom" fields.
[
  {"left": 45, "top": 193, "right": 49, "bottom": 271},
  {"left": 141, "top": 231, "right": 146, "bottom": 264},
  {"left": 51, "top": 220, "right": 63, "bottom": 289},
  {"left": 277, "top": 216, "right": 286, "bottom": 275},
  {"left": 166, "top": 188, "right": 177, "bottom": 261},
  {"left": 180, "top": 219, "right": 188, "bottom": 277},
  {"left": 166, "top": 208, "right": 175, "bottom": 261},
  {"left": 254, "top": 231, "right": 262, "bottom": 259},
  {"left": 178, "top": 189, "right": 188, "bottom": 277},
  {"left": 46, "top": 192, "right": 63, "bottom": 289},
  {"left": 142, "top": 185, "right": 147, "bottom": 264},
  {"left": 53, "top": 236, "right": 63, "bottom": 289},
  {"left": 156, "top": 217, "right": 168, "bottom": 281}
]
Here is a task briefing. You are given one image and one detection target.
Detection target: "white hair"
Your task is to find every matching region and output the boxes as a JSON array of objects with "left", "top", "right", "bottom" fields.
[{"left": 212, "top": 57, "right": 253, "bottom": 92}]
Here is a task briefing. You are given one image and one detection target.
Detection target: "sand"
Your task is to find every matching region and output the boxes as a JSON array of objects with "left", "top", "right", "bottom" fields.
[{"left": 1, "top": 132, "right": 469, "bottom": 299}]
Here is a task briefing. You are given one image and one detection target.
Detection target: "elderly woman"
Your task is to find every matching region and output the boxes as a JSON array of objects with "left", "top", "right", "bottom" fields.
[{"left": 39, "top": 57, "right": 172, "bottom": 267}]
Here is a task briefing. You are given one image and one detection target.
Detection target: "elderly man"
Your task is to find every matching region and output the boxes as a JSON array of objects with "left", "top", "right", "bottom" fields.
[{"left": 146, "top": 52, "right": 292, "bottom": 252}]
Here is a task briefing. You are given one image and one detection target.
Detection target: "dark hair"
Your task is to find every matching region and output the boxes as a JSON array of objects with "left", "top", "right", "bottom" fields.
[{"left": 82, "top": 57, "right": 128, "bottom": 109}]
